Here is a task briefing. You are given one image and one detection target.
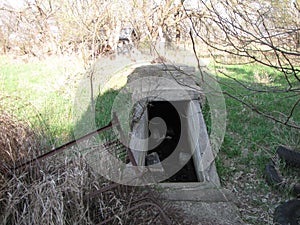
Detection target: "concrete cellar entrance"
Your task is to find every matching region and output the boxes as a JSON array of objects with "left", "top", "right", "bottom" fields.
[{"left": 127, "top": 63, "right": 220, "bottom": 186}]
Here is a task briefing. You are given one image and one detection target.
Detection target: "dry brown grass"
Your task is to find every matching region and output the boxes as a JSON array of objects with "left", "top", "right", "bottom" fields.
[
  {"left": 0, "top": 95, "right": 51, "bottom": 165},
  {"left": 0, "top": 155, "right": 190, "bottom": 225},
  {"left": 0, "top": 112, "right": 41, "bottom": 198},
  {"left": 1, "top": 157, "right": 96, "bottom": 224},
  {"left": 0, "top": 111, "right": 39, "bottom": 165},
  {"left": 0, "top": 106, "right": 188, "bottom": 225},
  {"left": 0, "top": 96, "right": 48, "bottom": 191}
]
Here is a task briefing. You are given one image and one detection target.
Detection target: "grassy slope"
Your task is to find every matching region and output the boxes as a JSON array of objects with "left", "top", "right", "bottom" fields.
[
  {"left": 0, "top": 56, "right": 84, "bottom": 146},
  {"left": 214, "top": 64, "right": 300, "bottom": 176}
]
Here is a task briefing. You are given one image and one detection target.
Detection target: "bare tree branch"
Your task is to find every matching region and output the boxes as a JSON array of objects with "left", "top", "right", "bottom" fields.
[{"left": 185, "top": 0, "right": 300, "bottom": 129}]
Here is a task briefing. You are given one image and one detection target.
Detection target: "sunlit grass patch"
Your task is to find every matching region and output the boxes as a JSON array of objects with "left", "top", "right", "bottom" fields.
[
  {"left": 212, "top": 63, "right": 299, "bottom": 184},
  {"left": 0, "top": 56, "right": 84, "bottom": 145}
]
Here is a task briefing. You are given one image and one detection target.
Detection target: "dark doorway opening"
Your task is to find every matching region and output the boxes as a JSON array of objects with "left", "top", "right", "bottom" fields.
[{"left": 146, "top": 101, "right": 198, "bottom": 182}]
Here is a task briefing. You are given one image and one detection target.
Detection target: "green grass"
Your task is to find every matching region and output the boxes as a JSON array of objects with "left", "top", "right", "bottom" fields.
[
  {"left": 95, "top": 89, "right": 121, "bottom": 128},
  {"left": 0, "top": 56, "right": 84, "bottom": 146},
  {"left": 212, "top": 65, "right": 299, "bottom": 224},
  {"left": 73, "top": 89, "right": 120, "bottom": 142},
  {"left": 212, "top": 63, "right": 300, "bottom": 182}
]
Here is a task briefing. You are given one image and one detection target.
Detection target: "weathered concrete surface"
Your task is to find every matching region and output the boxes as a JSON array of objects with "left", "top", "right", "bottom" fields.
[
  {"left": 127, "top": 64, "right": 203, "bottom": 102},
  {"left": 171, "top": 201, "right": 244, "bottom": 225},
  {"left": 158, "top": 183, "right": 244, "bottom": 225},
  {"left": 128, "top": 63, "right": 220, "bottom": 185}
]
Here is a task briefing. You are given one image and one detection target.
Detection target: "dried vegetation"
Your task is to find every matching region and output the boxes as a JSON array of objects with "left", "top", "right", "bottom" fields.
[{"left": 0, "top": 97, "right": 189, "bottom": 225}]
